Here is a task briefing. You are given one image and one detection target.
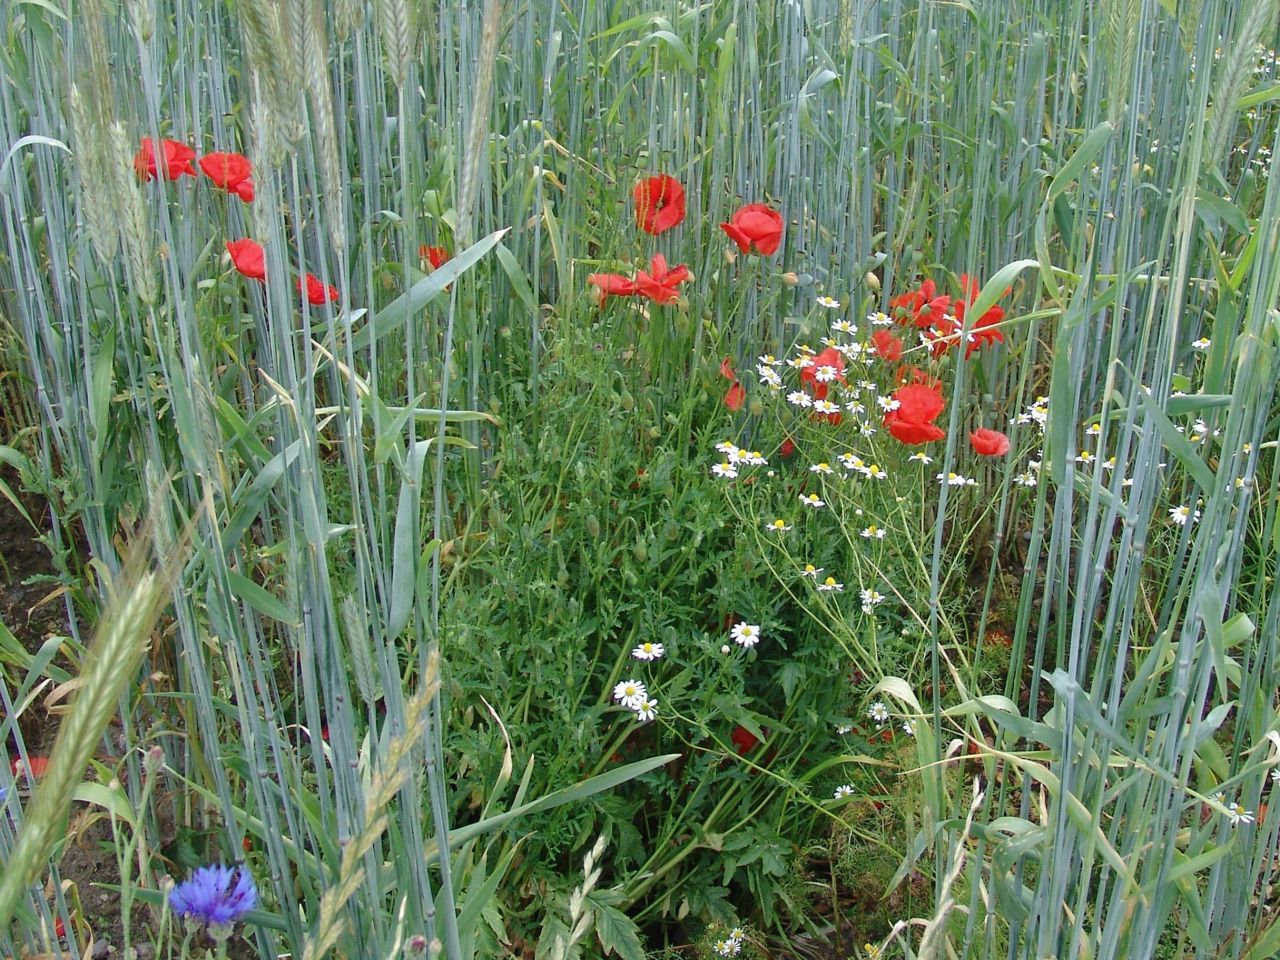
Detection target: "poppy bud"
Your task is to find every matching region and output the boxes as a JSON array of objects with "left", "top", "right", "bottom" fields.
[
  {"left": 724, "top": 247, "right": 738, "bottom": 265},
  {"left": 619, "top": 391, "right": 634, "bottom": 411},
  {"left": 865, "top": 272, "right": 881, "bottom": 293},
  {"left": 749, "top": 398, "right": 764, "bottom": 417},
  {"left": 780, "top": 437, "right": 796, "bottom": 458},
  {"left": 781, "top": 272, "right": 799, "bottom": 286},
  {"left": 585, "top": 516, "right": 601, "bottom": 539}
]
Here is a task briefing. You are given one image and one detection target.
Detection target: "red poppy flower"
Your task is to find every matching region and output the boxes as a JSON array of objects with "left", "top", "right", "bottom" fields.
[
  {"left": 871, "top": 329, "right": 903, "bottom": 363},
  {"left": 720, "top": 203, "right": 784, "bottom": 256},
  {"left": 199, "top": 151, "right": 255, "bottom": 202},
  {"left": 891, "top": 279, "right": 952, "bottom": 329},
  {"left": 633, "top": 174, "right": 686, "bottom": 235},
  {"left": 952, "top": 274, "right": 1006, "bottom": 358},
  {"left": 12, "top": 755, "right": 49, "bottom": 777},
  {"left": 731, "top": 725, "right": 760, "bottom": 754},
  {"left": 884, "top": 378, "right": 946, "bottom": 444},
  {"left": 587, "top": 271, "right": 637, "bottom": 307},
  {"left": 134, "top": 138, "right": 196, "bottom": 181},
  {"left": 799, "top": 346, "right": 845, "bottom": 400},
  {"left": 633, "top": 254, "right": 690, "bottom": 304},
  {"left": 296, "top": 273, "right": 339, "bottom": 305},
  {"left": 226, "top": 239, "right": 266, "bottom": 281},
  {"left": 970, "top": 427, "right": 1010, "bottom": 456},
  {"left": 724, "top": 380, "right": 746, "bottom": 411},
  {"left": 779, "top": 437, "right": 796, "bottom": 458},
  {"left": 719, "top": 356, "right": 736, "bottom": 380},
  {"left": 421, "top": 245, "right": 451, "bottom": 270}
]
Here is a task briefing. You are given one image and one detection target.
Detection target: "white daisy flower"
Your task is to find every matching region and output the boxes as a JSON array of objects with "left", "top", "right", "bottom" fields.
[
  {"left": 866, "top": 464, "right": 887, "bottom": 480},
  {"left": 1169, "top": 504, "right": 1200, "bottom": 525},
  {"left": 845, "top": 400, "right": 866, "bottom": 415},
  {"left": 814, "top": 364, "right": 840, "bottom": 383},
  {"left": 1228, "top": 801, "right": 1255, "bottom": 826},
  {"left": 765, "top": 519, "right": 792, "bottom": 533},
  {"left": 816, "top": 295, "right": 841, "bottom": 309},
  {"left": 715, "top": 440, "right": 740, "bottom": 457},
  {"left": 809, "top": 462, "right": 833, "bottom": 475},
  {"left": 801, "top": 563, "right": 823, "bottom": 578},
  {"left": 937, "top": 472, "right": 976, "bottom": 486},
  {"left": 758, "top": 354, "right": 779, "bottom": 366},
  {"left": 833, "top": 784, "right": 855, "bottom": 799},
  {"left": 744, "top": 450, "right": 768, "bottom": 465},
  {"left": 835, "top": 724, "right": 853, "bottom": 735},
  {"left": 731, "top": 622, "right": 761, "bottom": 649},
  {"left": 800, "top": 493, "right": 826, "bottom": 508},
  {"left": 712, "top": 461, "right": 738, "bottom": 479},
  {"left": 1014, "top": 471, "right": 1038, "bottom": 487},
  {"left": 859, "top": 423, "right": 876, "bottom": 437},
  {"left": 758, "top": 366, "right": 783, "bottom": 389},
  {"left": 817, "top": 576, "right": 844, "bottom": 592},
  {"left": 840, "top": 453, "right": 866, "bottom": 472},
  {"left": 908, "top": 452, "right": 933, "bottom": 464},
  {"left": 868, "top": 701, "right": 890, "bottom": 724},
  {"left": 632, "top": 642, "right": 665, "bottom": 661},
  {"left": 831, "top": 318, "right": 857, "bottom": 334},
  {"left": 634, "top": 698, "right": 658, "bottom": 722},
  {"left": 1075, "top": 450, "right": 1095, "bottom": 464},
  {"left": 1086, "top": 423, "right": 1101, "bottom": 436},
  {"left": 860, "top": 589, "right": 885, "bottom": 613},
  {"left": 1192, "top": 337, "right": 1211, "bottom": 350},
  {"left": 876, "top": 396, "right": 900, "bottom": 412},
  {"left": 868, "top": 311, "right": 893, "bottom": 326},
  {"left": 787, "top": 391, "right": 814, "bottom": 408},
  {"left": 813, "top": 399, "right": 841, "bottom": 415},
  {"left": 613, "top": 679, "right": 648, "bottom": 708},
  {"left": 901, "top": 719, "right": 916, "bottom": 737},
  {"left": 861, "top": 525, "right": 886, "bottom": 539},
  {"left": 786, "top": 355, "right": 816, "bottom": 370}
]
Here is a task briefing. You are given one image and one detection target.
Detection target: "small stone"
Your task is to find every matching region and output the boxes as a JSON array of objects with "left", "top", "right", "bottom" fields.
[{"left": 91, "top": 939, "right": 111, "bottom": 959}]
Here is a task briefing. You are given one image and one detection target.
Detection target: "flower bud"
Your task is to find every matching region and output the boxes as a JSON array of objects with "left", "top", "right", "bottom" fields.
[
  {"left": 781, "top": 271, "right": 799, "bottom": 286},
  {"left": 865, "top": 272, "right": 881, "bottom": 293}
]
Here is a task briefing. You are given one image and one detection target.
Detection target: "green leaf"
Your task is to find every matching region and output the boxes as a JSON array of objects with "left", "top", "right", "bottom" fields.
[
  {"left": 1048, "top": 122, "right": 1115, "bottom": 203},
  {"left": 72, "top": 781, "right": 137, "bottom": 829},
  {"left": 388, "top": 438, "right": 431, "bottom": 639},
  {"left": 590, "top": 898, "right": 645, "bottom": 960},
  {"left": 352, "top": 229, "right": 508, "bottom": 350},
  {"left": 227, "top": 569, "right": 298, "bottom": 626},
  {"left": 1135, "top": 383, "right": 1217, "bottom": 493},
  {"left": 966, "top": 259, "right": 1039, "bottom": 334},
  {"left": 495, "top": 243, "right": 539, "bottom": 318},
  {"left": 429, "top": 754, "right": 680, "bottom": 861}
]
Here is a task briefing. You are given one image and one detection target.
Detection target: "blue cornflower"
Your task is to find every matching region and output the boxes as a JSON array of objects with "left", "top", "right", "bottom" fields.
[{"left": 169, "top": 864, "right": 256, "bottom": 933}]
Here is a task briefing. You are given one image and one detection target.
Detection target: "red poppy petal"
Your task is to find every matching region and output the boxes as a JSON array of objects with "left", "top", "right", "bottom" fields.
[
  {"left": 724, "top": 381, "right": 746, "bottom": 411},
  {"left": 720, "top": 222, "right": 752, "bottom": 253},
  {"left": 720, "top": 356, "right": 736, "bottom": 380},
  {"left": 970, "top": 428, "right": 1010, "bottom": 456},
  {"left": 887, "top": 420, "right": 946, "bottom": 444}
]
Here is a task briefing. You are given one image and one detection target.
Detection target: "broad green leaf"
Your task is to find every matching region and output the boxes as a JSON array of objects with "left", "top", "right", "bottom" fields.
[
  {"left": 590, "top": 898, "right": 645, "bottom": 960},
  {"left": 429, "top": 754, "right": 680, "bottom": 861},
  {"left": 352, "top": 229, "right": 508, "bottom": 350},
  {"left": 227, "top": 569, "right": 298, "bottom": 626},
  {"left": 387, "top": 438, "right": 431, "bottom": 639}
]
